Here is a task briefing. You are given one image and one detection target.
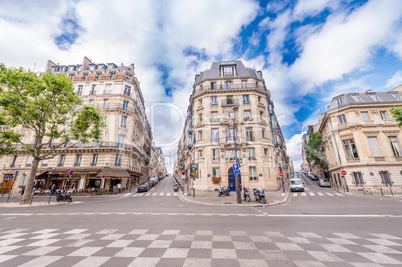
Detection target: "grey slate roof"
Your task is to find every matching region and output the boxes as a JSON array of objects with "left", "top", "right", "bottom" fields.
[
  {"left": 327, "top": 90, "right": 402, "bottom": 111},
  {"left": 194, "top": 60, "right": 263, "bottom": 84}
]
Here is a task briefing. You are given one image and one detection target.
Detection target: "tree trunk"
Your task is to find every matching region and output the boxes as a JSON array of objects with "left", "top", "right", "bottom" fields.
[{"left": 20, "top": 157, "right": 40, "bottom": 204}]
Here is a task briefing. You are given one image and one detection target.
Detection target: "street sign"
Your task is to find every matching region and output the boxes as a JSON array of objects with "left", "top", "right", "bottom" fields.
[
  {"left": 181, "top": 171, "right": 186, "bottom": 176},
  {"left": 5, "top": 175, "right": 11, "bottom": 181},
  {"left": 233, "top": 163, "right": 239, "bottom": 171},
  {"left": 341, "top": 170, "right": 347, "bottom": 175},
  {"left": 68, "top": 170, "right": 73, "bottom": 177},
  {"left": 279, "top": 172, "right": 284, "bottom": 177}
]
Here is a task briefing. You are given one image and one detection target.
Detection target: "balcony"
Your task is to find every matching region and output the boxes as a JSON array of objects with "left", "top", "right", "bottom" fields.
[
  {"left": 210, "top": 118, "right": 220, "bottom": 123},
  {"left": 244, "top": 117, "right": 253, "bottom": 122},
  {"left": 246, "top": 136, "right": 255, "bottom": 142},
  {"left": 225, "top": 136, "right": 240, "bottom": 142},
  {"left": 221, "top": 99, "right": 239, "bottom": 107},
  {"left": 103, "top": 90, "right": 112, "bottom": 95},
  {"left": 194, "top": 83, "right": 267, "bottom": 96}
]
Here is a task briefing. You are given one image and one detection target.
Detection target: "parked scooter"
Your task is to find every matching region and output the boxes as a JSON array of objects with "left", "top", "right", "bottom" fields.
[
  {"left": 55, "top": 190, "right": 72, "bottom": 202},
  {"left": 218, "top": 185, "right": 230, "bottom": 197},
  {"left": 252, "top": 188, "right": 266, "bottom": 204},
  {"left": 243, "top": 187, "right": 251, "bottom": 202},
  {"left": 173, "top": 184, "right": 179, "bottom": 192}
]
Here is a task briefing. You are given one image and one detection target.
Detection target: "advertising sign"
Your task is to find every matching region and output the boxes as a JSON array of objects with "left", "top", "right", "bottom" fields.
[{"left": 190, "top": 163, "right": 198, "bottom": 179}]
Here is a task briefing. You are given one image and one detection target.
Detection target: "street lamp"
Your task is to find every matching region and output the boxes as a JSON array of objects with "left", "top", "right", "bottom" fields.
[{"left": 233, "top": 106, "right": 241, "bottom": 204}]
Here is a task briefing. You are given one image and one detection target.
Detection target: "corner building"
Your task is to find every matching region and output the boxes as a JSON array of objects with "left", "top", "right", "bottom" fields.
[
  {"left": 176, "top": 61, "right": 290, "bottom": 191},
  {"left": 0, "top": 57, "right": 152, "bottom": 194}
]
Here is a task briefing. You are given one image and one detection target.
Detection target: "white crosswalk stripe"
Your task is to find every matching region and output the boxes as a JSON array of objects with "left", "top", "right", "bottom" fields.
[
  {"left": 130, "top": 192, "right": 178, "bottom": 198},
  {"left": 292, "top": 192, "right": 344, "bottom": 197}
]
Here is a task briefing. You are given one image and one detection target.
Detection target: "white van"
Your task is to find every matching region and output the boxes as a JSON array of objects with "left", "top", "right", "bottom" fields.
[{"left": 289, "top": 178, "right": 304, "bottom": 192}]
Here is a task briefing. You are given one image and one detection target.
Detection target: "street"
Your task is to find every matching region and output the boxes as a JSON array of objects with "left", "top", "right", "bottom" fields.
[{"left": 0, "top": 175, "right": 401, "bottom": 266}]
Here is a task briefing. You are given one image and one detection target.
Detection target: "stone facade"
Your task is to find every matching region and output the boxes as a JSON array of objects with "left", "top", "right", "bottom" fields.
[{"left": 175, "top": 61, "right": 291, "bottom": 192}]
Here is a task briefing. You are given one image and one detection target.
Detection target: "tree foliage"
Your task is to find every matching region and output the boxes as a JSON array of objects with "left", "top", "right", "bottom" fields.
[
  {"left": 390, "top": 106, "right": 402, "bottom": 126},
  {"left": 305, "top": 132, "right": 328, "bottom": 169},
  {"left": 0, "top": 64, "right": 106, "bottom": 204}
]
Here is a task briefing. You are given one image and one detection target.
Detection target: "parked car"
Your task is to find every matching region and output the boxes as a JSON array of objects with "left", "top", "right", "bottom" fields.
[
  {"left": 137, "top": 183, "right": 149, "bottom": 192},
  {"left": 310, "top": 174, "right": 319, "bottom": 181},
  {"left": 150, "top": 177, "right": 158, "bottom": 185},
  {"left": 289, "top": 178, "right": 304, "bottom": 192},
  {"left": 318, "top": 179, "right": 331, "bottom": 187}
]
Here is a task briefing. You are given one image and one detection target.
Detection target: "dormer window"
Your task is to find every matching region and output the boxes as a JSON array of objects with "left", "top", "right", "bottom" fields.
[
  {"left": 390, "top": 92, "right": 401, "bottom": 101},
  {"left": 351, "top": 94, "right": 363, "bottom": 102},
  {"left": 336, "top": 97, "right": 343, "bottom": 107},
  {"left": 368, "top": 94, "right": 382, "bottom": 102}
]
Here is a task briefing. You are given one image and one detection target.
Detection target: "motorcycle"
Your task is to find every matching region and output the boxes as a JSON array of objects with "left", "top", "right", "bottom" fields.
[
  {"left": 55, "top": 190, "right": 72, "bottom": 202},
  {"left": 173, "top": 184, "right": 179, "bottom": 192},
  {"left": 252, "top": 188, "right": 266, "bottom": 204},
  {"left": 243, "top": 187, "right": 251, "bottom": 202},
  {"left": 218, "top": 185, "right": 230, "bottom": 197}
]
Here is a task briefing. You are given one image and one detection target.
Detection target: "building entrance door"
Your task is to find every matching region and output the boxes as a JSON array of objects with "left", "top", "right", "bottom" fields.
[{"left": 228, "top": 167, "right": 241, "bottom": 192}]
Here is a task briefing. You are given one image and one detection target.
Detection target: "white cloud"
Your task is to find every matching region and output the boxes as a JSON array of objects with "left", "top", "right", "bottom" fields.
[
  {"left": 285, "top": 132, "right": 305, "bottom": 171},
  {"left": 386, "top": 70, "right": 402, "bottom": 89},
  {"left": 293, "top": 0, "right": 337, "bottom": 20}
]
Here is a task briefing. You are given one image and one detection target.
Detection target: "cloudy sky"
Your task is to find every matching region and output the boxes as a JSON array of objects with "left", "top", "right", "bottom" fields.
[{"left": 1, "top": 0, "right": 401, "bottom": 171}]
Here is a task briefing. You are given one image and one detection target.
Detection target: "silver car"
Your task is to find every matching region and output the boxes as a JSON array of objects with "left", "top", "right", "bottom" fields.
[{"left": 318, "top": 179, "right": 331, "bottom": 187}]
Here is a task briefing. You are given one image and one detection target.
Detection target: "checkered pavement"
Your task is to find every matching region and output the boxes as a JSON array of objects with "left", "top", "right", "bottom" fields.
[
  {"left": 0, "top": 228, "right": 401, "bottom": 266},
  {"left": 292, "top": 192, "right": 344, "bottom": 197},
  {"left": 127, "top": 192, "right": 178, "bottom": 197}
]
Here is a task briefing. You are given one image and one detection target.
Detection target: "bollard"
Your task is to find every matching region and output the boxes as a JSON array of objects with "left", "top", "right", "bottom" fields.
[
  {"left": 380, "top": 188, "right": 383, "bottom": 196},
  {"left": 48, "top": 195, "right": 51, "bottom": 204},
  {"left": 30, "top": 194, "right": 34, "bottom": 205},
  {"left": 390, "top": 187, "right": 393, "bottom": 196}
]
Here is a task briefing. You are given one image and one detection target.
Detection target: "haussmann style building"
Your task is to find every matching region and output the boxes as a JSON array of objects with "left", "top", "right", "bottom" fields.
[
  {"left": 175, "top": 60, "right": 291, "bottom": 192},
  {"left": 0, "top": 57, "right": 153, "bottom": 194}
]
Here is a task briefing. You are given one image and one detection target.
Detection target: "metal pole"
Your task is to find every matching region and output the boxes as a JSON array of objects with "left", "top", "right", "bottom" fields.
[{"left": 233, "top": 107, "right": 241, "bottom": 204}]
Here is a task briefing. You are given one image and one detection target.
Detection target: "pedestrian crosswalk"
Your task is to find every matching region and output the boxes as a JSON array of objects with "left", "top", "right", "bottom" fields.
[
  {"left": 125, "top": 192, "right": 178, "bottom": 197},
  {"left": 293, "top": 192, "right": 344, "bottom": 197}
]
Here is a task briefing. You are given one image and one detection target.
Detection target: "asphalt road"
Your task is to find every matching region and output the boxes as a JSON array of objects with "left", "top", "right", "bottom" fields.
[{"left": 0, "top": 174, "right": 401, "bottom": 266}]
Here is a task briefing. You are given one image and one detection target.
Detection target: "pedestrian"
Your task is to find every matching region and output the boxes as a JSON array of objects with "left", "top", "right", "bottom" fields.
[
  {"left": 51, "top": 184, "right": 56, "bottom": 195},
  {"left": 21, "top": 186, "right": 25, "bottom": 195}
]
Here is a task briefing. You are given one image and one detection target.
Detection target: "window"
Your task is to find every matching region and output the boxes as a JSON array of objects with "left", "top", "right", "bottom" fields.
[
  {"left": 199, "top": 100, "right": 202, "bottom": 106},
  {"left": 198, "top": 150, "right": 203, "bottom": 158},
  {"left": 244, "top": 111, "right": 251, "bottom": 121},
  {"left": 337, "top": 114, "right": 347, "bottom": 124},
  {"left": 211, "top": 129, "right": 219, "bottom": 142},
  {"left": 124, "top": 86, "right": 131, "bottom": 97},
  {"left": 260, "top": 111, "right": 263, "bottom": 119},
  {"left": 380, "top": 111, "right": 390, "bottom": 120},
  {"left": 109, "top": 73, "right": 116, "bottom": 80},
  {"left": 389, "top": 136, "right": 402, "bottom": 156},
  {"left": 211, "top": 97, "right": 217, "bottom": 105},
  {"left": 26, "top": 155, "right": 33, "bottom": 167},
  {"left": 225, "top": 150, "right": 240, "bottom": 160},
  {"left": 390, "top": 92, "right": 401, "bottom": 101},
  {"left": 212, "top": 149, "right": 219, "bottom": 161},
  {"left": 211, "top": 112, "right": 218, "bottom": 122},
  {"left": 89, "top": 100, "right": 94, "bottom": 106},
  {"left": 264, "top": 148, "right": 268, "bottom": 156},
  {"left": 241, "top": 81, "right": 247, "bottom": 88},
  {"left": 77, "top": 85, "right": 83, "bottom": 96},
  {"left": 69, "top": 74, "right": 74, "bottom": 80},
  {"left": 258, "top": 96, "right": 261, "bottom": 103},
  {"left": 42, "top": 159, "right": 48, "bottom": 167},
  {"left": 225, "top": 81, "right": 233, "bottom": 89},
  {"left": 121, "top": 116, "right": 127, "bottom": 127},
  {"left": 211, "top": 82, "right": 217, "bottom": 89},
  {"left": 91, "top": 154, "right": 98, "bottom": 166},
  {"left": 115, "top": 154, "right": 122, "bottom": 166},
  {"left": 212, "top": 167, "right": 220, "bottom": 177},
  {"left": 103, "top": 99, "right": 109, "bottom": 108},
  {"left": 262, "top": 128, "right": 265, "bottom": 138},
  {"left": 352, "top": 172, "right": 364, "bottom": 185},
  {"left": 243, "top": 95, "right": 250, "bottom": 104},
  {"left": 379, "top": 171, "right": 392, "bottom": 186},
  {"left": 336, "top": 97, "right": 343, "bottom": 107},
  {"left": 223, "top": 66, "right": 233, "bottom": 77},
  {"left": 361, "top": 111, "right": 369, "bottom": 121},
  {"left": 20, "top": 174, "right": 27, "bottom": 186},
  {"left": 226, "top": 95, "right": 233, "bottom": 104},
  {"left": 74, "top": 154, "right": 82, "bottom": 166},
  {"left": 96, "top": 73, "right": 102, "bottom": 80},
  {"left": 226, "top": 111, "right": 234, "bottom": 119},
  {"left": 10, "top": 155, "right": 17, "bottom": 167},
  {"left": 198, "top": 130, "right": 203, "bottom": 140},
  {"left": 58, "top": 155, "right": 66, "bottom": 166},
  {"left": 368, "top": 94, "right": 382, "bottom": 102},
  {"left": 246, "top": 127, "right": 253, "bottom": 141},
  {"left": 82, "top": 74, "right": 88, "bottom": 81},
  {"left": 90, "top": 85, "right": 96, "bottom": 95},
  {"left": 125, "top": 75, "right": 131, "bottom": 82},
  {"left": 199, "top": 113, "right": 202, "bottom": 122},
  {"left": 118, "top": 135, "right": 124, "bottom": 148},
  {"left": 367, "top": 137, "right": 382, "bottom": 157},
  {"left": 351, "top": 94, "right": 363, "bottom": 102},
  {"left": 247, "top": 148, "right": 255, "bottom": 160},
  {"left": 249, "top": 167, "right": 257, "bottom": 181},
  {"left": 226, "top": 129, "right": 235, "bottom": 141},
  {"left": 343, "top": 139, "right": 359, "bottom": 159},
  {"left": 123, "top": 100, "right": 128, "bottom": 111}
]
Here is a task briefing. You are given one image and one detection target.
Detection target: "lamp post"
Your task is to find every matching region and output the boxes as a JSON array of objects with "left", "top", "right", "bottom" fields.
[{"left": 233, "top": 106, "right": 241, "bottom": 204}]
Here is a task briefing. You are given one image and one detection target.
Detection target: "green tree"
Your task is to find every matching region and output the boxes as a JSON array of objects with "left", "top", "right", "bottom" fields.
[
  {"left": 390, "top": 106, "right": 402, "bottom": 126},
  {"left": 305, "top": 132, "right": 328, "bottom": 170},
  {"left": 0, "top": 64, "right": 105, "bottom": 204}
]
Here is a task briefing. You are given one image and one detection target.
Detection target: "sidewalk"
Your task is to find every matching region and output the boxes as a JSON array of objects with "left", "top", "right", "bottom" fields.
[{"left": 179, "top": 183, "right": 291, "bottom": 207}]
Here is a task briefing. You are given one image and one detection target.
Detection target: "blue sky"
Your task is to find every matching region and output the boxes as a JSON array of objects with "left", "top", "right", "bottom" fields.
[{"left": 0, "top": 0, "right": 401, "bottom": 170}]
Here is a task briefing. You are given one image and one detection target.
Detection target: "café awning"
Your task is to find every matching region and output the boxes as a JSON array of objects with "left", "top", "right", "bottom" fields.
[{"left": 96, "top": 168, "right": 131, "bottom": 178}]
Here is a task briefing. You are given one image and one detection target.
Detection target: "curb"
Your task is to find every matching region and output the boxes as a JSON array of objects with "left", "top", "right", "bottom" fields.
[{"left": 178, "top": 189, "right": 291, "bottom": 207}]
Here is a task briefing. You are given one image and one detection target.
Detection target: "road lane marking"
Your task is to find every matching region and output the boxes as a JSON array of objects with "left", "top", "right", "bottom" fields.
[
  {"left": 301, "top": 193, "right": 306, "bottom": 196},
  {"left": 159, "top": 193, "right": 164, "bottom": 196},
  {"left": 309, "top": 193, "right": 315, "bottom": 196},
  {"left": 167, "top": 193, "right": 171, "bottom": 196},
  {"left": 293, "top": 193, "right": 297, "bottom": 197},
  {"left": 317, "top": 192, "right": 324, "bottom": 196},
  {"left": 123, "top": 193, "right": 131, "bottom": 197},
  {"left": 145, "top": 193, "right": 151, "bottom": 196},
  {"left": 326, "top": 193, "right": 334, "bottom": 196}
]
